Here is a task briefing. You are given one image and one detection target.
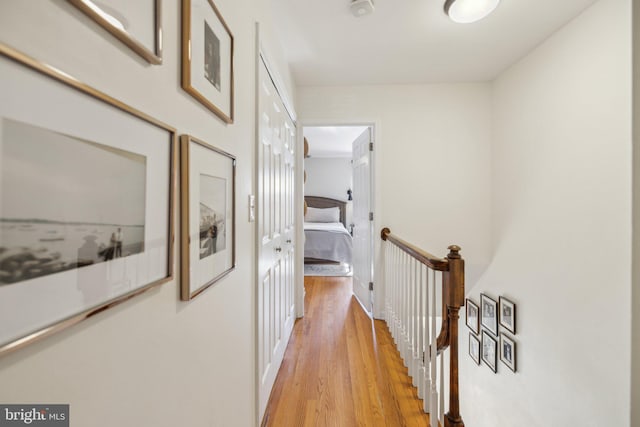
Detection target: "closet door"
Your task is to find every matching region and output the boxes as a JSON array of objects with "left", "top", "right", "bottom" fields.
[{"left": 257, "top": 55, "right": 296, "bottom": 421}]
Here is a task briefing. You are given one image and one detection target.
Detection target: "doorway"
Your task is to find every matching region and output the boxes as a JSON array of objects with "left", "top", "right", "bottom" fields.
[{"left": 300, "top": 124, "right": 375, "bottom": 314}]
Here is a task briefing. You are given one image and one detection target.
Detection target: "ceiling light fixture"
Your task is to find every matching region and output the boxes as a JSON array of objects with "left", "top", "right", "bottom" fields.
[
  {"left": 444, "top": 0, "right": 500, "bottom": 24},
  {"left": 350, "top": 0, "right": 375, "bottom": 17}
]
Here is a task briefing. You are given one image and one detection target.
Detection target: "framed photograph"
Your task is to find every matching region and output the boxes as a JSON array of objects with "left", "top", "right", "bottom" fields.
[
  {"left": 0, "top": 44, "right": 176, "bottom": 356},
  {"left": 68, "top": 0, "right": 163, "bottom": 64},
  {"left": 480, "top": 293, "right": 498, "bottom": 335},
  {"left": 499, "top": 296, "right": 517, "bottom": 334},
  {"left": 465, "top": 298, "right": 480, "bottom": 334},
  {"left": 182, "top": 0, "right": 234, "bottom": 123},
  {"left": 500, "top": 333, "right": 517, "bottom": 372},
  {"left": 180, "top": 135, "right": 236, "bottom": 300},
  {"left": 469, "top": 333, "right": 480, "bottom": 365},
  {"left": 481, "top": 330, "right": 497, "bottom": 373}
]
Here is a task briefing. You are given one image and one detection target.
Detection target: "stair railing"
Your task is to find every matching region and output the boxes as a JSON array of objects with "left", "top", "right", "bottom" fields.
[{"left": 381, "top": 227, "right": 465, "bottom": 427}]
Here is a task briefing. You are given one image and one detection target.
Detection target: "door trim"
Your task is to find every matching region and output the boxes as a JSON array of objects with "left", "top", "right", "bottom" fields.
[{"left": 296, "top": 121, "right": 378, "bottom": 319}]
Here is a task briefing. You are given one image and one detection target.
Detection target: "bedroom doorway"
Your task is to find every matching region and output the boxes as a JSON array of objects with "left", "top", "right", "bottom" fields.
[{"left": 302, "top": 125, "right": 375, "bottom": 314}]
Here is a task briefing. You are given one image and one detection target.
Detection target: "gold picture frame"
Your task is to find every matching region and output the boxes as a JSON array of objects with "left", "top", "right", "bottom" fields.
[
  {"left": 0, "top": 43, "right": 176, "bottom": 357},
  {"left": 68, "top": 0, "right": 163, "bottom": 64},
  {"left": 180, "top": 135, "right": 236, "bottom": 300},
  {"left": 181, "top": 0, "right": 234, "bottom": 123}
]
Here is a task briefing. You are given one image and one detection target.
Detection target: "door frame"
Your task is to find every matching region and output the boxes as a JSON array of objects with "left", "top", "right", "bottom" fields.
[{"left": 296, "top": 121, "right": 378, "bottom": 318}]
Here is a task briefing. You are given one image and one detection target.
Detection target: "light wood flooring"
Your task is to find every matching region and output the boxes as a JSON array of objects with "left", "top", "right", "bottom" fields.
[{"left": 262, "top": 276, "right": 431, "bottom": 427}]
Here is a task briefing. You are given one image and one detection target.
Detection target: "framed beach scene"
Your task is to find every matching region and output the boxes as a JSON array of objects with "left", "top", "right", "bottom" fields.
[
  {"left": 0, "top": 44, "right": 175, "bottom": 356},
  {"left": 180, "top": 134, "right": 235, "bottom": 300}
]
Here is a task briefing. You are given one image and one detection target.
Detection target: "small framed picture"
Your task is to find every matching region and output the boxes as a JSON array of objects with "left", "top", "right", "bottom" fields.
[
  {"left": 182, "top": 0, "right": 234, "bottom": 123},
  {"left": 466, "top": 298, "right": 480, "bottom": 334},
  {"left": 499, "top": 333, "right": 517, "bottom": 372},
  {"left": 481, "top": 330, "right": 497, "bottom": 373},
  {"left": 499, "top": 296, "right": 517, "bottom": 334},
  {"left": 469, "top": 333, "right": 480, "bottom": 365},
  {"left": 480, "top": 293, "right": 498, "bottom": 335},
  {"left": 180, "top": 135, "right": 236, "bottom": 300}
]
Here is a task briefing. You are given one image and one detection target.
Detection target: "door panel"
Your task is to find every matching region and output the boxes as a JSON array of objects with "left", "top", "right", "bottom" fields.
[
  {"left": 352, "top": 128, "right": 373, "bottom": 313},
  {"left": 257, "top": 56, "right": 296, "bottom": 421}
]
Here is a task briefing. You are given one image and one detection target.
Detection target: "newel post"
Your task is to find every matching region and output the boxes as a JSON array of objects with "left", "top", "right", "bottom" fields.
[{"left": 444, "top": 245, "right": 465, "bottom": 427}]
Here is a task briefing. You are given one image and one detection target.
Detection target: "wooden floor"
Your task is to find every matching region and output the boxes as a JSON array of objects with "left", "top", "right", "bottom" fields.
[{"left": 262, "top": 276, "right": 431, "bottom": 427}]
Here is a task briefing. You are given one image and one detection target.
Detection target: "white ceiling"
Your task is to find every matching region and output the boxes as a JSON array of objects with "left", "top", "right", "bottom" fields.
[
  {"left": 304, "top": 126, "right": 368, "bottom": 158},
  {"left": 269, "top": 0, "right": 598, "bottom": 86}
]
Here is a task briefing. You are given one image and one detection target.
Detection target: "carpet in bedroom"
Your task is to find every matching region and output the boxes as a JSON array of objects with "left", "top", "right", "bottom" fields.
[{"left": 304, "top": 263, "right": 353, "bottom": 277}]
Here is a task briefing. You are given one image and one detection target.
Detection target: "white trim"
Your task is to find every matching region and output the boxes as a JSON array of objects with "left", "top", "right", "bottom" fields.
[{"left": 297, "top": 121, "right": 382, "bottom": 319}]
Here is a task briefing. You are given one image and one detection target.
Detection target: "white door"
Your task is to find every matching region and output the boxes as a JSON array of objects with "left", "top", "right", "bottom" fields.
[
  {"left": 257, "top": 55, "right": 296, "bottom": 420},
  {"left": 352, "top": 128, "right": 373, "bottom": 313}
]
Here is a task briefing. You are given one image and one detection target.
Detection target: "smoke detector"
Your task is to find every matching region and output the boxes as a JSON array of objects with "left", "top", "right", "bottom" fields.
[{"left": 350, "top": 0, "right": 374, "bottom": 17}]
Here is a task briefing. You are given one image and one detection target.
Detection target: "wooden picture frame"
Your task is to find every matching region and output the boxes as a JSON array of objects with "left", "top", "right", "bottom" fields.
[
  {"left": 181, "top": 0, "right": 234, "bottom": 123},
  {"left": 180, "top": 135, "right": 236, "bottom": 300},
  {"left": 480, "top": 293, "right": 498, "bottom": 336},
  {"left": 0, "top": 43, "right": 176, "bottom": 356},
  {"left": 499, "top": 333, "right": 517, "bottom": 372},
  {"left": 469, "top": 332, "right": 480, "bottom": 365},
  {"left": 68, "top": 0, "right": 163, "bottom": 64},
  {"left": 465, "top": 298, "right": 480, "bottom": 334},
  {"left": 499, "top": 296, "right": 517, "bottom": 334},
  {"left": 481, "top": 330, "right": 497, "bottom": 373}
]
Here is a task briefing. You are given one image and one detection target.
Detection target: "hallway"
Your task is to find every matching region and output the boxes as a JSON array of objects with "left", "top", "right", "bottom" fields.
[{"left": 262, "top": 276, "right": 431, "bottom": 426}]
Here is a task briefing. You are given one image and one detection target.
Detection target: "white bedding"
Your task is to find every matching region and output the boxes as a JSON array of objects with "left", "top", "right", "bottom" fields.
[{"left": 304, "top": 222, "right": 353, "bottom": 264}]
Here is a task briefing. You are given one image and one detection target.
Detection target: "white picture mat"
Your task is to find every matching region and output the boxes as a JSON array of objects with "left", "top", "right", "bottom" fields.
[
  {"left": 189, "top": 0, "right": 232, "bottom": 116},
  {"left": 188, "top": 141, "right": 233, "bottom": 293},
  {"left": 82, "top": 0, "right": 156, "bottom": 52},
  {"left": 0, "top": 55, "right": 171, "bottom": 347}
]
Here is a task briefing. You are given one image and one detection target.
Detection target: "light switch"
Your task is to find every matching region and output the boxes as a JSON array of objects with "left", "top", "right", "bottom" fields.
[{"left": 248, "top": 194, "right": 255, "bottom": 222}]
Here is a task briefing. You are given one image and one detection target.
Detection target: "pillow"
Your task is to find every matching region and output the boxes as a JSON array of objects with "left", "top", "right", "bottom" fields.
[{"left": 305, "top": 206, "right": 340, "bottom": 223}]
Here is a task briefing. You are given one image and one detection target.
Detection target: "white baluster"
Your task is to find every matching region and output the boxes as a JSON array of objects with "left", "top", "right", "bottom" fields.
[
  {"left": 424, "top": 265, "right": 431, "bottom": 413},
  {"left": 417, "top": 262, "right": 425, "bottom": 400},
  {"left": 430, "top": 268, "right": 438, "bottom": 427},
  {"left": 440, "top": 352, "right": 445, "bottom": 426}
]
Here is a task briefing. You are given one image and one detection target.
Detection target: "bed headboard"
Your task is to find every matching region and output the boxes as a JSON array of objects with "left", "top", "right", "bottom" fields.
[{"left": 305, "top": 196, "right": 347, "bottom": 228}]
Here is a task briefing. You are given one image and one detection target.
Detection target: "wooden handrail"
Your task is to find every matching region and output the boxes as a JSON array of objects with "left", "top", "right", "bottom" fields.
[
  {"left": 381, "top": 228, "right": 449, "bottom": 271},
  {"left": 381, "top": 227, "right": 465, "bottom": 427}
]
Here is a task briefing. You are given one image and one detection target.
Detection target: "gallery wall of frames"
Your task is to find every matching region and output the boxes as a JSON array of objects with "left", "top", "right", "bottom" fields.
[
  {"left": 466, "top": 294, "right": 518, "bottom": 373},
  {"left": 0, "top": 0, "right": 238, "bottom": 357},
  {"left": 0, "top": 0, "right": 300, "bottom": 424}
]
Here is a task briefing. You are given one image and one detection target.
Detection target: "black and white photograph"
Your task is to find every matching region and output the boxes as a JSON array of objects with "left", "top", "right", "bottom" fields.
[
  {"left": 199, "top": 174, "right": 226, "bottom": 259},
  {"left": 480, "top": 293, "right": 498, "bottom": 335},
  {"left": 0, "top": 45, "right": 174, "bottom": 356},
  {"left": 204, "top": 21, "right": 221, "bottom": 91},
  {"left": 481, "top": 330, "right": 497, "bottom": 373},
  {"left": 0, "top": 118, "right": 146, "bottom": 286},
  {"left": 182, "top": 0, "right": 234, "bottom": 123},
  {"left": 469, "top": 333, "right": 480, "bottom": 365},
  {"left": 180, "top": 134, "right": 236, "bottom": 300},
  {"left": 499, "top": 296, "right": 517, "bottom": 334},
  {"left": 500, "top": 333, "right": 517, "bottom": 372},
  {"left": 466, "top": 298, "right": 480, "bottom": 334}
]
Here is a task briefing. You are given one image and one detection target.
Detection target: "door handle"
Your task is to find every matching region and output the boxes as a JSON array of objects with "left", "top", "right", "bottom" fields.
[
  {"left": 275, "top": 247, "right": 282, "bottom": 252},
  {"left": 286, "top": 239, "right": 292, "bottom": 244}
]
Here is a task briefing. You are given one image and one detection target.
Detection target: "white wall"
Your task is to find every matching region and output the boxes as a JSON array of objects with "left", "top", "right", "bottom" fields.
[
  {"left": 297, "top": 84, "right": 493, "bottom": 317},
  {"left": 632, "top": 0, "right": 640, "bottom": 424},
  {"left": 460, "top": 1, "right": 632, "bottom": 426},
  {"left": 0, "top": 1, "right": 293, "bottom": 426},
  {"left": 304, "top": 157, "right": 352, "bottom": 223}
]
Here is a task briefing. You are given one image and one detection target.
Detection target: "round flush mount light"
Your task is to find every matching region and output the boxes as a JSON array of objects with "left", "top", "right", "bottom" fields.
[
  {"left": 444, "top": 0, "right": 500, "bottom": 24},
  {"left": 350, "top": 0, "right": 375, "bottom": 17}
]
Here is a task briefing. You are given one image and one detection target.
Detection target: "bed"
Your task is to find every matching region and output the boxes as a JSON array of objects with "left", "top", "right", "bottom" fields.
[{"left": 304, "top": 196, "right": 353, "bottom": 265}]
